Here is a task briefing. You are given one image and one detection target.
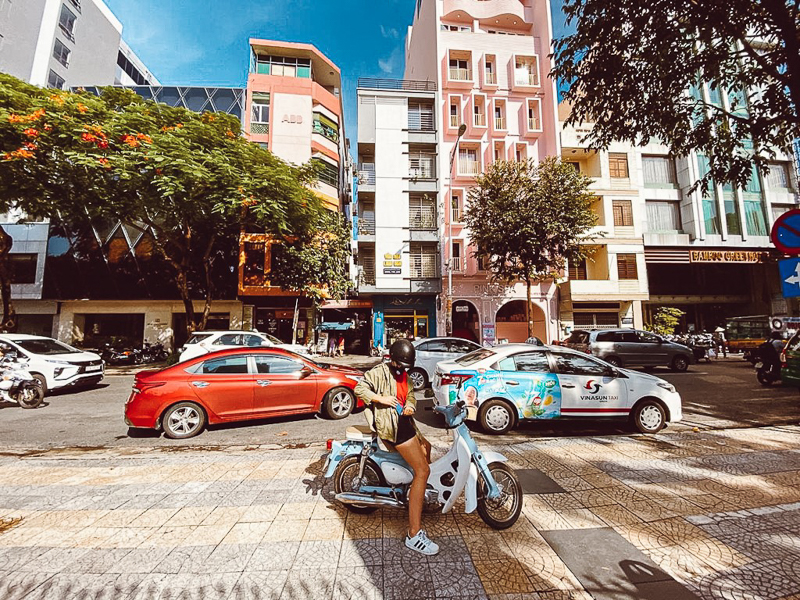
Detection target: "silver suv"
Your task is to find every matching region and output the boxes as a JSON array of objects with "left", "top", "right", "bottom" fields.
[{"left": 563, "top": 329, "right": 694, "bottom": 372}]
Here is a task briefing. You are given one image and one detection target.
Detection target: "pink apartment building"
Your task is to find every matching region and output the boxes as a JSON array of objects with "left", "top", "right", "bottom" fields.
[{"left": 404, "top": 0, "right": 561, "bottom": 344}]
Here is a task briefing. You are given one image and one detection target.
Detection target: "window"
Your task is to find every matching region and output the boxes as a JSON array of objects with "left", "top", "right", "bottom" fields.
[
  {"left": 242, "top": 334, "right": 264, "bottom": 347},
  {"left": 448, "top": 52, "right": 471, "bottom": 81},
  {"left": 514, "top": 56, "right": 539, "bottom": 86},
  {"left": 449, "top": 101, "right": 460, "bottom": 128},
  {"left": 409, "top": 195, "right": 436, "bottom": 229},
  {"left": 312, "top": 158, "right": 338, "bottom": 187},
  {"left": 243, "top": 241, "right": 266, "bottom": 285},
  {"left": 484, "top": 56, "right": 496, "bottom": 84},
  {"left": 53, "top": 39, "right": 70, "bottom": 67},
  {"left": 409, "top": 151, "right": 436, "bottom": 179},
  {"left": 767, "top": 163, "right": 791, "bottom": 189},
  {"left": 608, "top": 154, "right": 629, "bottom": 178},
  {"left": 458, "top": 148, "right": 479, "bottom": 175},
  {"left": 511, "top": 352, "right": 551, "bottom": 373},
  {"left": 58, "top": 5, "right": 76, "bottom": 39},
  {"left": 410, "top": 244, "right": 437, "bottom": 278},
  {"left": 441, "top": 24, "right": 471, "bottom": 31},
  {"left": 418, "top": 340, "right": 449, "bottom": 353},
  {"left": 253, "top": 355, "right": 303, "bottom": 374},
  {"left": 451, "top": 191, "right": 463, "bottom": 222},
  {"left": 455, "top": 348, "right": 495, "bottom": 366},
  {"left": 213, "top": 334, "right": 242, "bottom": 345},
  {"left": 642, "top": 155, "right": 676, "bottom": 186},
  {"left": 250, "top": 92, "right": 270, "bottom": 134},
  {"left": 254, "top": 55, "right": 311, "bottom": 78},
  {"left": 637, "top": 331, "right": 661, "bottom": 344},
  {"left": 47, "top": 70, "right": 65, "bottom": 90},
  {"left": 568, "top": 259, "right": 587, "bottom": 280},
  {"left": 551, "top": 352, "right": 609, "bottom": 376},
  {"left": 9, "top": 254, "right": 37, "bottom": 284},
  {"left": 565, "top": 161, "right": 580, "bottom": 172},
  {"left": 612, "top": 200, "right": 633, "bottom": 227},
  {"left": 312, "top": 112, "right": 339, "bottom": 143},
  {"left": 408, "top": 101, "right": 434, "bottom": 131},
  {"left": 616, "top": 254, "right": 638, "bottom": 279},
  {"left": 527, "top": 99, "right": 542, "bottom": 131},
  {"left": 478, "top": 254, "right": 490, "bottom": 271},
  {"left": 449, "top": 340, "right": 478, "bottom": 354},
  {"left": 595, "top": 332, "right": 616, "bottom": 342},
  {"left": 493, "top": 102, "right": 505, "bottom": 130},
  {"left": 199, "top": 356, "right": 248, "bottom": 374},
  {"left": 646, "top": 200, "right": 682, "bottom": 232},
  {"left": 117, "top": 51, "right": 150, "bottom": 85},
  {"left": 15, "top": 339, "right": 80, "bottom": 355},
  {"left": 613, "top": 332, "right": 639, "bottom": 343}
]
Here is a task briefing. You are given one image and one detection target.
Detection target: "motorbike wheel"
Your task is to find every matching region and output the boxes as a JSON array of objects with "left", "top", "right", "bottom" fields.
[
  {"left": 757, "top": 370, "right": 774, "bottom": 386},
  {"left": 476, "top": 462, "right": 522, "bottom": 530},
  {"left": 333, "top": 455, "right": 385, "bottom": 515},
  {"left": 17, "top": 385, "right": 44, "bottom": 409}
]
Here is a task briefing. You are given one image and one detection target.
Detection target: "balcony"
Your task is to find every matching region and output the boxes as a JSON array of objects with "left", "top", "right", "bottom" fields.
[
  {"left": 495, "top": 117, "right": 506, "bottom": 130},
  {"left": 515, "top": 73, "right": 539, "bottom": 87},
  {"left": 452, "top": 207, "right": 463, "bottom": 223},
  {"left": 458, "top": 159, "right": 481, "bottom": 176},
  {"left": 485, "top": 72, "right": 497, "bottom": 85},
  {"left": 473, "top": 113, "right": 486, "bottom": 127},
  {"left": 409, "top": 154, "right": 436, "bottom": 180},
  {"left": 357, "top": 210, "right": 375, "bottom": 239},
  {"left": 408, "top": 106, "right": 435, "bottom": 132},
  {"left": 449, "top": 115, "right": 460, "bottom": 128},
  {"left": 527, "top": 117, "right": 540, "bottom": 131},
  {"left": 451, "top": 256, "right": 462, "bottom": 272},
  {"left": 410, "top": 252, "right": 439, "bottom": 279},
  {"left": 449, "top": 68, "right": 471, "bottom": 82},
  {"left": 560, "top": 279, "right": 648, "bottom": 301},
  {"left": 358, "top": 163, "right": 376, "bottom": 190}
]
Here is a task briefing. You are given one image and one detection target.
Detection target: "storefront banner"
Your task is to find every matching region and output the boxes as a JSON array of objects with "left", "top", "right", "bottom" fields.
[
  {"left": 320, "top": 299, "right": 372, "bottom": 309},
  {"left": 689, "top": 250, "right": 769, "bottom": 263}
]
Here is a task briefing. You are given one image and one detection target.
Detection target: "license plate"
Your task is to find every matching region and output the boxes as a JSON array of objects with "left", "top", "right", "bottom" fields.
[{"left": 86, "top": 365, "right": 102, "bottom": 372}]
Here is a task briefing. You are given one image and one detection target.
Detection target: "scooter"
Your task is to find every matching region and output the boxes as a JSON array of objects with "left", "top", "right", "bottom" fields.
[
  {"left": 0, "top": 354, "right": 44, "bottom": 409},
  {"left": 324, "top": 399, "right": 523, "bottom": 530},
  {"left": 755, "top": 358, "right": 781, "bottom": 386}
]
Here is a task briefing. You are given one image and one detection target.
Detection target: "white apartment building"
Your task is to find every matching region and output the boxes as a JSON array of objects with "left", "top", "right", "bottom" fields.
[
  {"left": 404, "top": 0, "right": 561, "bottom": 344},
  {"left": 355, "top": 79, "right": 441, "bottom": 348}
]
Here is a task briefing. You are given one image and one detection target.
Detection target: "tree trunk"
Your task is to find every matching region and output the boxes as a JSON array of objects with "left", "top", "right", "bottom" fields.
[
  {"left": 525, "top": 274, "right": 533, "bottom": 339},
  {"left": 199, "top": 234, "right": 217, "bottom": 332},
  {"left": 0, "top": 226, "right": 16, "bottom": 332}
]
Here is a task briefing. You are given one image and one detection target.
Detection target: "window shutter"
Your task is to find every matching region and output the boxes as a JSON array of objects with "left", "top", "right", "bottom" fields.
[
  {"left": 617, "top": 254, "right": 638, "bottom": 279},
  {"left": 612, "top": 200, "right": 633, "bottom": 226}
]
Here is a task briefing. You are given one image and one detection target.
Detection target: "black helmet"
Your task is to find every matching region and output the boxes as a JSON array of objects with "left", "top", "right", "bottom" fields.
[{"left": 389, "top": 339, "right": 416, "bottom": 369}]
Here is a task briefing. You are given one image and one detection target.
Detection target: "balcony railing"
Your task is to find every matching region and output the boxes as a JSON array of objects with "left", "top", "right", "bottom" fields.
[
  {"left": 359, "top": 267, "right": 376, "bottom": 286},
  {"left": 409, "top": 110, "right": 435, "bottom": 131},
  {"left": 357, "top": 78, "right": 437, "bottom": 91},
  {"left": 410, "top": 253, "right": 438, "bottom": 278},
  {"left": 494, "top": 117, "right": 506, "bottom": 130},
  {"left": 458, "top": 159, "right": 480, "bottom": 176},
  {"left": 449, "top": 114, "right": 459, "bottom": 128},
  {"left": 485, "top": 72, "right": 497, "bottom": 85},
  {"left": 452, "top": 207, "right": 463, "bottom": 222},
  {"left": 409, "top": 155, "right": 436, "bottom": 179},
  {"left": 358, "top": 163, "right": 376, "bottom": 185},
  {"left": 251, "top": 122, "right": 269, "bottom": 135},
  {"left": 449, "top": 68, "right": 471, "bottom": 81},
  {"left": 451, "top": 256, "right": 462, "bottom": 271},
  {"left": 358, "top": 211, "right": 375, "bottom": 235},
  {"left": 515, "top": 72, "right": 539, "bottom": 86},
  {"left": 528, "top": 117, "right": 540, "bottom": 131},
  {"left": 473, "top": 113, "right": 486, "bottom": 127},
  {"left": 410, "top": 206, "right": 437, "bottom": 229}
]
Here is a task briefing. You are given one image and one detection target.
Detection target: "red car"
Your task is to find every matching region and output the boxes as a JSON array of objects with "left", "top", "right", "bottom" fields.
[{"left": 124, "top": 347, "right": 365, "bottom": 439}]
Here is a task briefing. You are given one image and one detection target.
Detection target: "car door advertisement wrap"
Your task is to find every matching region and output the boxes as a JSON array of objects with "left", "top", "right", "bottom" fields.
[{"left": 458, "top": 371, "right": 562, "bottom": 419}]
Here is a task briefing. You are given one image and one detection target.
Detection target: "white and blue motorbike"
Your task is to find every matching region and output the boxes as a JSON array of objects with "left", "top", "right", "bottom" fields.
[
  {"left": 0, "top": 353, "right": 44, "bottom": 409},
  {"left": 324, "top": 400, "right": 522, "bottom": 529}
]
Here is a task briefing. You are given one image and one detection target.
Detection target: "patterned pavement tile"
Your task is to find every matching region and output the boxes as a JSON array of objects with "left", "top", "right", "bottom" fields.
[
  {"left": 343, "top": 514, "right": 383, "bottom": 540},
  {"left": 247, "top": 540, "right": 301, "bottom": 571},
  {"left": 236, "top": 569, "right": 290, "bottom": 600},
  {"left": 474, "top": 560, "right": 537, "bottom": 595},
  {"left": 463, "top": 533, "right": 514, "bottom": 563},
  {"left": 383, "top": 562, "right": 435, "bottom": 600},
  {"left": 338, "top": 537, "right": 384, "bottom": 567},
  {"left": 430, "top": 559, "right": 486, "bottom": 598},
  {"left": 281, "top": 567, "right": 337, "bottom": 600},
  {"left": 333, "top": 564, "right": 383, "bottom": 600}
]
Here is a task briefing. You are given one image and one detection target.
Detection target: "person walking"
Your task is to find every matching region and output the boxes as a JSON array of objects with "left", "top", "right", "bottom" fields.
[{"left": 353, "top": 339, "right": 438, "bottom": 555}]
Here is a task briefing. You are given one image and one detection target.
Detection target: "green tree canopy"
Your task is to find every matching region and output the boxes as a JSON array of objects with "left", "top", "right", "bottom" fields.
[
  {"left": 0, "top": 74, "right": 345, "bottom": 333},
  {"left": 553, "top": 0, "right": 799, "bottom": 191},
  {"left": 465, "top": 157, "right": 598, "bottom": 338}
]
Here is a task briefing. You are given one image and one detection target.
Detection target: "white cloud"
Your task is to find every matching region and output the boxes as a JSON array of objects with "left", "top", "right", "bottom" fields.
[
  {"left": 378, "top": 45, "right": 403, "bottom": 74},
  {"left": 380, "top": 24, "right": 399, "bottom": 39}
]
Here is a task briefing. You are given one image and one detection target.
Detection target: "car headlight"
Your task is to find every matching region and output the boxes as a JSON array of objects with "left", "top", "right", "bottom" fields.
[
  {"left": 47, "top": 359, "right": 71, "bottom": 365},
  {"left": 657, "top": 382, "right": 676, "bottom": 393}
]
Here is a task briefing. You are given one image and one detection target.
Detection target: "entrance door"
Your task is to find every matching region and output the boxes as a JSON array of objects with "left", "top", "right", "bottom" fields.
[
  {"left": 251, "top": 354, "right": 318, "bottom": 413},
  {"left": 188, "top": 355, "right": 255, "bottom": 419},
  {"left": 549, "top": 349, "right": 629, "bottom": 417}
]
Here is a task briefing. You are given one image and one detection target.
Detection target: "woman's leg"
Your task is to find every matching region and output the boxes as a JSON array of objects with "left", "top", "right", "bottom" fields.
[{"left": 394, "top": 435, "right": 430, "bottom": 537}]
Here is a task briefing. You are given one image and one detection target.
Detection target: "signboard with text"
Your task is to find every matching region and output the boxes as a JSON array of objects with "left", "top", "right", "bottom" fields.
[{"left": 689, "top": 250, "right": 769, "bottom": 263}]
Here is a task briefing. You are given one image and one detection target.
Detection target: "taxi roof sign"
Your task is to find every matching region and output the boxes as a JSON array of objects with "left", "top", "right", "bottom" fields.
[{"left": 771, "top": 209, "right": 800, "bottom": 255}]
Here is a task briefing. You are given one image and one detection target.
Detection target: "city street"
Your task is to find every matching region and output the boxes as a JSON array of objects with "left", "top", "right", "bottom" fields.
[{"left": 0, "top": 356, "right": 797, "bottom": 449}]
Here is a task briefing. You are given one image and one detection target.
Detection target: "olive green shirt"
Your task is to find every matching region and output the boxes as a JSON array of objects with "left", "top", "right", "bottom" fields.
[{"left": 354, "top": 363, "right": 419, "bottom": 443}]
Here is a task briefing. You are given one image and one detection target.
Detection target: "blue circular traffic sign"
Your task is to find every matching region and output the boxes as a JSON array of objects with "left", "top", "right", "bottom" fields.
[{"left": 771, "top": 209, "right": 800, "bottom": 255}]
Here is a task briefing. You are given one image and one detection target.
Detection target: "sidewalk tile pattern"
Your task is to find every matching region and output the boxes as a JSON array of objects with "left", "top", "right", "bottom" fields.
[{"left": 1, "top": 425, "right": 800, "bottom": 599}]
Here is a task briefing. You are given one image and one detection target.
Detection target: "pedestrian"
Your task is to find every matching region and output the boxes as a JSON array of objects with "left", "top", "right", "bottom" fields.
[
  {"left": 327, "top": 333, "right": 336, "bottom": 357},
  {"left": 337, "top": 335, "right": 345, "bottom": 357},
  {"left": 354, "top": 339, "right": 438, "bottom": 555}
]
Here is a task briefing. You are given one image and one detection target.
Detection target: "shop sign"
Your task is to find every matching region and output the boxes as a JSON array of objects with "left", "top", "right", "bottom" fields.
[
  {"left": 482, "top": 323, "right": 496, "bottom": 345},
  {"left": 383, "top": 268, "right": 401, "bottom": 274},
  {"left": 320, "top": 299, "right": 372, "bottom": 309},
  {"left": 281, "top": 114, "right": 303, "bottom": 124},
  {"left": 474, "top": 283, "right": 510, "bottom": 296},
  {"left": 455, "top": 305, "right": 469, "bottom": 313},
  {"left": 689, "top": 250, "right": 769, "bottom": 263},
  {"left": 388, "top": 296, "right": 426, "bottom": 306}
]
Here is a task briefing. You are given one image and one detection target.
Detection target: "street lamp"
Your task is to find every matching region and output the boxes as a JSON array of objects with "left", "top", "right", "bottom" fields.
[{"left": 445, "top": 123, "right": 467, "bottom": 336}]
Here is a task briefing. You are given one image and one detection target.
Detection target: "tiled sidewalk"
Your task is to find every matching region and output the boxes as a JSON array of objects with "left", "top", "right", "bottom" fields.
[{"left": 1, "top": 425, "right": 800, "bottom": 599}]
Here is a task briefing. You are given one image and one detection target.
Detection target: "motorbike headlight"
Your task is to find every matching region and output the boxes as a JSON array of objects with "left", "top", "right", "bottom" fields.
[{"left": 657, "top": 382, "right": 676, "bottom": 393}]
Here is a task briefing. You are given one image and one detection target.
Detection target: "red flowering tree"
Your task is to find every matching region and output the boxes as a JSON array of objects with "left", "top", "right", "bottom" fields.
[{"left": 0, "top": 74, "right": 332, "bottom": 333}]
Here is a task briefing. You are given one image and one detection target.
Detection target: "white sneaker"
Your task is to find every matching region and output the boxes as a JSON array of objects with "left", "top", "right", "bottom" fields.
[{"left": 404, "top": 529, "right": 439, "bottom": 555}]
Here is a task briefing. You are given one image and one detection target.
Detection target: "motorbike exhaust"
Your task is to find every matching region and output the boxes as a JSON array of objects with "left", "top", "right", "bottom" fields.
[{"left": 335, "top": 492, "right": 404, "bottom": 508}]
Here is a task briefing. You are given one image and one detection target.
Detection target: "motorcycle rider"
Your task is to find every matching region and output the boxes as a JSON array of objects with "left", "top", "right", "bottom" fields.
[
  {"left": 354, "top": 338, "right": 438, "bottom": 556},
  {"left": 758, "top": 331, "right": 785, "bottom": 376}
]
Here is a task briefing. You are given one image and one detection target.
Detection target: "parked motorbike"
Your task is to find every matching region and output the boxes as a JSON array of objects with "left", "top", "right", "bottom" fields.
[
  {"left": 100, "top": 343, "right": 137, "bottom": 366},
  {"left": 0, "top": 354, "right": 44, "bottom": 409},
  {"left": 136, "top": 342, "right": 169, "bottom": 364},
  {"left": 324, "top": 399, "right": 523, "bottom": 530}
]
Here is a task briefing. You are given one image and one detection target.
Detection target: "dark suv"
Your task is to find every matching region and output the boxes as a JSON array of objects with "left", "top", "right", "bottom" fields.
[{"left": 563, "top": 328, "right": 694, "bottom": 371}]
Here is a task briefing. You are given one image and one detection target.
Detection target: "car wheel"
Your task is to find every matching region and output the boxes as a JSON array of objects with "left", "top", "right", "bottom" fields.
[
  {"left": 162, "top": 402, "right": 206, "bottom": 439},
  {"left": 605, "top": 356, "right": 622, "bottom": 367},
  {"left": 671, "top": 355, "right": 689, "bottom": 372},
  {"left": 31, "top": 374, "right": 48, "bottom": 396},
  {"left": 408, "top": 368, "right": 428, "bottom": 391},
  {"left": 631, "top": 399, "right": 666, "bottom": 434},
  {"left": 478, "top": 399, "right": 515, "bottom": 435},
  {"left": 322, "top": 387, "right": 355, "bottom": 420}
]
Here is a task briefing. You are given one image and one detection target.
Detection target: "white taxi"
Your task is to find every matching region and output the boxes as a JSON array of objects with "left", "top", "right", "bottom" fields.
[{"left": 432, "top": 344, "right": 682, "bottom": 435}]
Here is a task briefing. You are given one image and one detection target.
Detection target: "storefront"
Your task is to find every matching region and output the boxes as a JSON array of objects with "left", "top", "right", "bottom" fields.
[
  {"left": 319, "top": 299, "right": 373, "bottom": 354},
  {"left": 251, "top": 298, "right": 313, "bottom": 345},
  {"left": 371, "top": 295, "right": 437, "bottom": 349}
]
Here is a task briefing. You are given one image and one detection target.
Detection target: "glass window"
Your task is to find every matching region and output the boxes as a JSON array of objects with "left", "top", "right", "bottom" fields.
[
  {"left": 496, "top": 357, "right": 516, "bottom": 371},
  {"left": 47, "top": 70, "right": 65, "bottom": 90},
  {"left": 449, "top": 340, "right": 478, "bottom": 354},
  {"left": 58, "top": 5, "right": 76, "bottom": 37},
  {"left": 9, "top": 254, "right": 37, "bottom": 284},
  {"left": 612, "top": 200, "right": 633, "bottom": 227},
  {"left": 214, "top": 334, "right": 241, "bottom": 346},
  {"left": 186, "top": 333, "right": 213, "bottom": 345},
  {"left": 767, "top": 163, "right": 791, "bottom": 189},
  {"left": 418, "top": 340, "right": 449, "bottom": 353},
  {"left": 243, "top": 335, "right": 264, "bottom": 347},
  {"left": 15, "top": 338, "right": 80, "bottom": 355},
  {"left": 565, "top": 331, "right": 590, "bottom": 344},
  {"left": 637, "top": 331, "right": 661, "bottom": 344},
  {"left": 200, "top": 356, "right": 248, "bottom": 374},
  {"left": 614, "top": 332, "right": 639, "bottom": 343},
  {"left": 646, "top": 200, "right": 682, "bottom": 232},
  {"left": 642, "top": 156, "right": 676, "bottom": 186},
  {"left": 617, "top": 254, "right": 638, "bottom": 280},
  {"left": 512, "top": 352, "right": 551, "bottom": 373},
  {"left": 608, "top": 154, "right": 629, "bottom": 178},
  {"left": 53, "top": 39, "right": 70, "bottom": 67},
  {"left": 455, "top": 348, "right": 495, "bottom": 366},
  {"left": 313, "top": 112, "right": 339, "bottom": 142},
  {"left": 254, "top": 355, "right": 303, "bottom": 374},
  {"left": 552, "top": 352, "right": 609, "bottom": 375},
  {"left": 595, "top": 332, "right": 615, "bottom": 342}
]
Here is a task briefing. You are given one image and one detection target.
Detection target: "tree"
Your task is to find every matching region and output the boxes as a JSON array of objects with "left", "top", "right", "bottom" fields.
[
  {"left": 0, "top": 74, "right": 336, "bottom": 334},
  {"left": 648, "top": 307, "right": 686, "bottom": 336},
  {"left": 553, "top": 0, "right": 800, "bottom": 191},
  {"left": 465, "top": 157, "right": 598, "bottom": 338}
]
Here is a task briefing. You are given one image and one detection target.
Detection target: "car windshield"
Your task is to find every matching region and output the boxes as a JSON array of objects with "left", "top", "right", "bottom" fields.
[
  {"left": 14, "top": 338, "right": 81, "bottom": 355},
  {"left": 186, "top": 333, "right": 213, "bottom": 344},
  {"left": 263, "top": 334, "right": 285, "bottom": 345},
  {"left": 455, "top": 348, "right": 495, "bottom": 366}
]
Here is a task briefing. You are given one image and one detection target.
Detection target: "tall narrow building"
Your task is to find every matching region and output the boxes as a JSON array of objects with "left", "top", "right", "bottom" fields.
[{"left": 404, "top": 0, "right": 561, "bottom": 343}]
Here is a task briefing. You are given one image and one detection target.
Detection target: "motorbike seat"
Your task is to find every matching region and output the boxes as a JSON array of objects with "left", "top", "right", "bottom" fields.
[{"left": 345, "top": 424, "right": 392, "bottom": 452}]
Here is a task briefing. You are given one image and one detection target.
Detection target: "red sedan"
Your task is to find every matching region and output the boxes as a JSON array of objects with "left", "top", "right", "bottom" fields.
[{"left": 124, "top": 348, "right": 365, "bottom": 439}]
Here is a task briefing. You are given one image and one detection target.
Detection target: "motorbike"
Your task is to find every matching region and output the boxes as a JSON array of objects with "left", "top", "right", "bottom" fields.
[
  {"left": 0, "top": 354, "right": 44, "bottom": 409},
  {"left": 754, "top": 343, "right": 781, "bottom": 386},
  {"left": 324, "top": 399, "right": 523, "bottom": 530},
  {"left": 137, "top": 342, "right": 169, "bottom": 364},
  {"left": 101, "top": 343, "right": 137, "bottom": 366}
]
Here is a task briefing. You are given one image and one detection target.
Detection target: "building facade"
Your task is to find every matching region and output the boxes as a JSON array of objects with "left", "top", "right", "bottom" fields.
[
  {"left": 355, "top": 78, "right": 440, "bottom": 349},
  {"left": 238, "top": 40, "right": 350, "bottom": 346},
  {"left": 404, "top": 0, "right": 561, "bottom": 344}
]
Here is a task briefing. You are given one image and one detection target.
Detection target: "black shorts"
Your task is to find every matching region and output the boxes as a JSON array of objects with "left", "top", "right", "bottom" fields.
[{"left": 386, "top": 415, "right": 416, "bottom": 446}]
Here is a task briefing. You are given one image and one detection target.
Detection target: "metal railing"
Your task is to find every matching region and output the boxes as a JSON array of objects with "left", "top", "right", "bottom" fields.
[
  {"left": 473, "top": 113, "right": 486, "bottom": 127},
  {"left": 449, "top": 68, "right": 471, "bottom": 81},
  {"left": 410, "top": 252, "right": 438, "bottom": 278},
  {"left": 358, "top": 211, "right": 375, "bottom": 235},
  {"left": 458, "top": 159, "right": 481, "bottom": 176},
  {"left": 452, "top": 207, "right": 463, "bottom": 222},
  {"left": 485, "top": 72, "right": 497, "bottom": 85},
  {"left": 409, "top": 155, "right": 436, "bottom": 179},
  {"left": 527, "top": 117, "right": 540, "bottom": 131},
  {"left": 515, "top": 72, "right": 539, "bottom": 86},
  {"left": 410, "top": 205, "right": 437, "bottom": 229},
  {"left": 451, "top": 256, "right": 462, "bottom": 271},
  {"left": 357, "top": 78, "right": 437, "bottom": 91},
  {"left": 358, "top": 163, "right": 376, "bottom": 185},
  {"left": 408, "top": 110, "right": 435, "bottom": 131},
  {"left": 494, "top": 117, "right": 506, "bottom": 130},
  {"left": 449, "top": 114, "right": 460, "bottom": 128}
]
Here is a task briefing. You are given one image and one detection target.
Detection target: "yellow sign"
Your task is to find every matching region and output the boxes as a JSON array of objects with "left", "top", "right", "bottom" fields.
[{"left": 690, "top": 250, "right": 769, "bottom": 263}]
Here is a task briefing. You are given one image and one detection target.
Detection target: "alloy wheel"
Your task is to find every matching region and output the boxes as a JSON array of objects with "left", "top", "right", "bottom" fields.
[
  {"left": 330, "top": 390, "right": 353, "bottom": 417},
  {"left": 167, "top": 406, "right": 201, "bottom": 435}
]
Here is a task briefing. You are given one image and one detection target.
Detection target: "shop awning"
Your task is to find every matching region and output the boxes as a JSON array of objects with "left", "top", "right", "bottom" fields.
[{"left": 316, "top": 321, "right": 353, "bottom": 331}]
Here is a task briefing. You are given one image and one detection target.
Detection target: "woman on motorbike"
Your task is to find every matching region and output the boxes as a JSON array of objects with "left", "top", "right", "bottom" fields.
[{"left": 354, "top": 338, "right": 438, "bottom": 555}]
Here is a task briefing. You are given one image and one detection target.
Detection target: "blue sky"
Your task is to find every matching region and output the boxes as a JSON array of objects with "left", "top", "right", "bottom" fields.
[{"left": 105, "top": 0, "right": 570, "bottom": 141}]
